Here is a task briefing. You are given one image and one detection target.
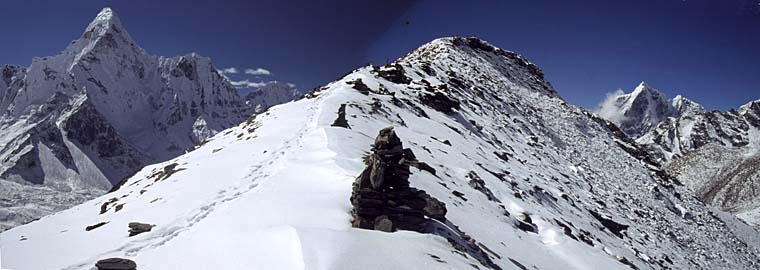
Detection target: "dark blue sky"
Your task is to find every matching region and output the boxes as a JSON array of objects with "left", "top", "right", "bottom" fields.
[{"left": 1, "top": 0, "right": 759, "bottom": 110}]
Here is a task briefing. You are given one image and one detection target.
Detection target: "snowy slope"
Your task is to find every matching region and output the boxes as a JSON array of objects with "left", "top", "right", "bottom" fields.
[
  {"left": 2, "top": 37, "right": 758, "bottom": 270},
  {"left": 0, "top": 8, "right": 251, "bottom": 231}
]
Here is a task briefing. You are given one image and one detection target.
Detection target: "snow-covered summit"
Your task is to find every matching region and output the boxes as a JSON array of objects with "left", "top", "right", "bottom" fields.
[
  {"left": 3, "top": 36, "right": 758, "bottom": 270},
  {"left": 83, "top": 8, "right": 129, "bottom": 40}
]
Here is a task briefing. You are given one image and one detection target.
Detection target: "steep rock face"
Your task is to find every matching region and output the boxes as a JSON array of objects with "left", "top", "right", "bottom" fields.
[
  {"left": 0, "top": 8, "right": 250, "bottom": 231},
  {"left": 3, "top": 37, "right": 758, "bottom": 270}
]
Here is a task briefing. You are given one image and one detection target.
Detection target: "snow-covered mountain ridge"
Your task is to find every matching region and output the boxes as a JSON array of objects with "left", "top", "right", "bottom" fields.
[
  {"left": 3, "top": 36, "right": 758, "bottom": 270},
  {"left": 0, "top": 8, "right": 255, "bottom": 231}
]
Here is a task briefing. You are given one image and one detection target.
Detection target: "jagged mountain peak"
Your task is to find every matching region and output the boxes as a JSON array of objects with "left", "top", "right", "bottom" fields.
[
  {"left": 595, "top": 82, "right": 678, "bottom": 137},
  {"left": 630, "top": 82, "right": 667, "bottom": 101},
  {"left": 671, "top": 94, "right": 704, "bottom": 115}
]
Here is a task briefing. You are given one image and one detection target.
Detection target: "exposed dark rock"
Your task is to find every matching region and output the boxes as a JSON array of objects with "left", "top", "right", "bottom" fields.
[
  {"left": 347, "top": 78, "right": 371, "bottom": 95},
  {"left": 508, "top": 258, "right": 528, "bottom": 270},
  {"left": 403, "top": 98, "right": 430, "bottom": 118},
  {"left": 420, "top": 91, "right": 460, "bottom": 113},
  {"left": 86, "top": 221, "right": 108, "bottom": 231},
  {"left": 128, "top": 222, "right": 153, "bottom": 237},
  {"left": 554, "top": 219, "right": 578, "bottom": 241},
  {"left": 100, "top": 198, "right": 118, "bottom": 214},
  {"left": 304, "top": 85, "right": 328, "bottom": 99},
  {"left": 373, "top": 63, "right": 411, "bottom": 84},
  {"left": 617, "top": 256, "right": 639, "bottom": 270},
  {"left": 577, "top": 229, "right": 595, "bottom": 246},
  {"left": 467, "top": 171, "right": 500, "bottom": 202},
  {"left": 515, "top": 212, "right": 537, "bottom": 233},
  {"left": 95, "top": 258, "right": 137, "bottom": 270},
  {"left": 589, "top": 209, "right": 629, "bottom": 238},
  {"left": 148, "top": 163, "right": 185, "bottom": 182},
  {"left": 331, "top": 104, "right": 350, "bottom": 129},
  {"left": 452, "top": 190, "right": 467, "bottom": 201},
  {"left": 109, "top": 169, "right": 140, "bottom": 193}
]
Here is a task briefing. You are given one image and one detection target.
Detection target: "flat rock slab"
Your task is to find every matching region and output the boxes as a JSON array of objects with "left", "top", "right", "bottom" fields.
[
  {"left": 128, "top": 222, "right": 153, "bottom": 237},
  {"left": 96, "top": 258, "right": 137, "bottom": 270}
]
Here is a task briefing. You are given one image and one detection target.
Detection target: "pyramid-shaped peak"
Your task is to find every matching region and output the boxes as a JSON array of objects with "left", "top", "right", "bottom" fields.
[
  {"left": 81, "top": 7, "right": 131, "bottom": 40},
  {"left": 631, "top": 81, "right": 669, "bottom": 100},
  {"left": 633, "top": 81, "right": 654, "bottom": 93},
  {"left": 89, "top": 8, "right": 122, "bottom": 28}
]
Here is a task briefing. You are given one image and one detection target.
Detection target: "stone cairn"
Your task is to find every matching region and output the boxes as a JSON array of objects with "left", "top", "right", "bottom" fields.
[{"left": 350, "top": 127, "right": 446, "bottom": 232}]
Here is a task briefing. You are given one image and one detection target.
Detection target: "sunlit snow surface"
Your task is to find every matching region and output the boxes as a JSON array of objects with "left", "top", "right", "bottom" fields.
[{"left": 2, "top": 38, "right": 758, "bottom": 270}]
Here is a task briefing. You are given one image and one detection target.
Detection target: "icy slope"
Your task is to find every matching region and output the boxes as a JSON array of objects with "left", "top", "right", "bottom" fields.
[
  {"left": 0, "top": 8, "right": 251, "bottom": 231},
  {"left": 3, "top": 37, "right": 759, "bottom": 270}
]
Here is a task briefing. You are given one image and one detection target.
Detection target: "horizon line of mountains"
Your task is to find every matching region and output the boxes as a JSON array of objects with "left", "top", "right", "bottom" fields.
[{"left": 1, "top": 7, "right": 759, "bottom": 270}]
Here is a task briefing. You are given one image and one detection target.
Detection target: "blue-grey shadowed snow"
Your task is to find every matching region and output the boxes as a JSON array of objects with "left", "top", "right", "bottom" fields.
[{"left": 1, "top": 0, "right": 759, "bottom": 110}]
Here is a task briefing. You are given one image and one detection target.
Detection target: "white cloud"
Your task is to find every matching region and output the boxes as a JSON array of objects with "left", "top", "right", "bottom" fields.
[
  {"left": 220, "top": 67, "right": 238, "bottom": 74},
  {"left": 594, "top": 89, "right": 627, "bottom": 125},
  {"left": 244, "top": 68, "right": 272, "bottom": 76},
  {"left": 229, "top": 79, "right": 268, "bottom": 88}
]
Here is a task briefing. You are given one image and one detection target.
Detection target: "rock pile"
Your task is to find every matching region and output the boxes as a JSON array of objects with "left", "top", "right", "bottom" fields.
[{"left": 350, "top": 127, "right": 446, "bottom": 232}]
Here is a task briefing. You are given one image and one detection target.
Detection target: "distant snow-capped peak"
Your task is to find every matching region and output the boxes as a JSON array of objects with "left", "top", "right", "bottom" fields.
[{"left": 595, "top": 82, "right": 682, "bottom": 137}]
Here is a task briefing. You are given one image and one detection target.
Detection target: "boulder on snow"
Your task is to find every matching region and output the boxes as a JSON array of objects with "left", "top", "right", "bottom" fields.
[
  {"left": 128, "top": 222, "right": 153, "bottom": 237},
  {"left": 95, "top": 258, "right": 137, "bottom": 270}
]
